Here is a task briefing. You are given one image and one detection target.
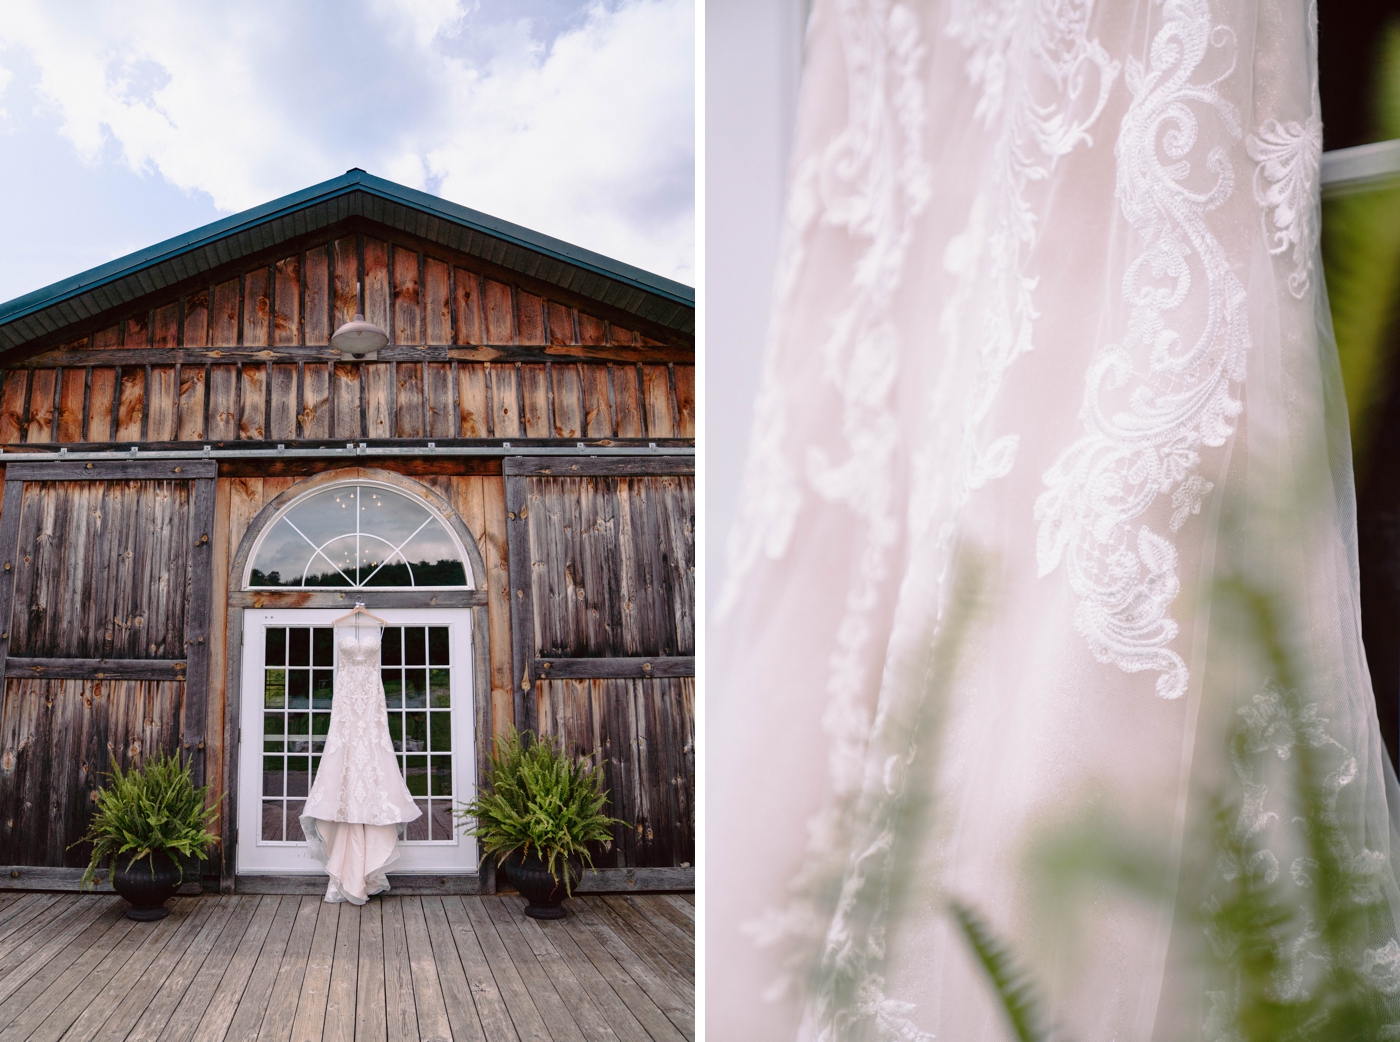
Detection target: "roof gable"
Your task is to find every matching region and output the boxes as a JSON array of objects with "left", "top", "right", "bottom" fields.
[{"left": 0, "top": 170, "right": 693, "bottom": 355}]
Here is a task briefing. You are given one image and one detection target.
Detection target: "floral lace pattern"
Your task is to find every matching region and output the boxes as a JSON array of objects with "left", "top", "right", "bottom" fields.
[{"left": 1035, "top": 0, "right": 1249, "bottom": 700}]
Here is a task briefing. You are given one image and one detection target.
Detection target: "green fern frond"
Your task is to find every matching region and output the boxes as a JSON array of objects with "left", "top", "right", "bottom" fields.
[{"left": 949, "top": 899, "right": 1055, "bottom": 1042}]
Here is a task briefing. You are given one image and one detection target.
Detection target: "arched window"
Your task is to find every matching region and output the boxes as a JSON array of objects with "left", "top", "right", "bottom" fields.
[{"left": 246, "top": 483, "right": 471, "bottom": 589}]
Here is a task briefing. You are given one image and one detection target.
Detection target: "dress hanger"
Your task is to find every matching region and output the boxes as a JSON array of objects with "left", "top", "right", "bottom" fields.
[{"left": 333, "top": 600, "right": 387, "bottom": 626}]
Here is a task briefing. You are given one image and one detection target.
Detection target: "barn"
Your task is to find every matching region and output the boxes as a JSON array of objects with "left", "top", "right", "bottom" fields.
[{"left": 0, "top": 169, "right": 695, "bottom": 896}]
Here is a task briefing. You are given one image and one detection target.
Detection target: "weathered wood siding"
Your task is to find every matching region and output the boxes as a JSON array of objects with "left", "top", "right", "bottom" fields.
[
  {"left": 537, "top": 677, "right": 694, "bottom": 870},
  {"left": 525, "top": 475, "right": 695, "bottom": 659}
]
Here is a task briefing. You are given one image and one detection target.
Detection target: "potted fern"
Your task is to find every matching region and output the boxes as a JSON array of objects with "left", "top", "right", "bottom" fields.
[
  {"left": 457, "top": 727, "right": 620, "bottom": 919},
  {"left": 75, "top": 750, "right": 220, "bottom": 920}
]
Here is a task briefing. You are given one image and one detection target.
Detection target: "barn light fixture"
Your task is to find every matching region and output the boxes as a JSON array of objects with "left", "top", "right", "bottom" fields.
[{"left": 331, "top": 280, "right": 388, "bottom": 360}]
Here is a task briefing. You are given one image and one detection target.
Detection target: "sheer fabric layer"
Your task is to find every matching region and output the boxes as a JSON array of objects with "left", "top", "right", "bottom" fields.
[{"left": 710, "top": 1, "right": 1400, "bottom": 1039}]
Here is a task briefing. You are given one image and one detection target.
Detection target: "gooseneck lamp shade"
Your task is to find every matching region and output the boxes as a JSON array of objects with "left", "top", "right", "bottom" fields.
[{"left": 330, "top": 314, "right": 389, "bottom": 358}]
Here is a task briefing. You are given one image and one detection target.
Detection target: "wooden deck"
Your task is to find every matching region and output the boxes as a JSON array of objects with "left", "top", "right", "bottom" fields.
[{"left": 0, "top": 891, "right": 694, "bottom": 1042}]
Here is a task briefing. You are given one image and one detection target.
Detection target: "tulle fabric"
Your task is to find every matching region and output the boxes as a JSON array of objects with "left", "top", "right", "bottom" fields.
[{"left": 709, "top": 1, "right": 1400, "bottom": 1039}]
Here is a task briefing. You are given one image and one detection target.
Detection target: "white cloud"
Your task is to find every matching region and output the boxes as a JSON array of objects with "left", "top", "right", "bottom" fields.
[{"left": 0, "top": 0, "right": 693, "bottom": 282}]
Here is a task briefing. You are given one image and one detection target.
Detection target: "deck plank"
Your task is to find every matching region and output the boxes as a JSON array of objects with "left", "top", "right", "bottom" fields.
[
  {"left": 611, "top": 897, "right": 692, "bottom": 955},
  {"left": 0, "top": 894, "right": 63, "bottom": 956},
  {"left": 356, "top": 901, "right": 388, "bottom": 1042},
  {"left": 572, "top": 901, "right": 692, "bottom": 1021},
  {"left": 223, "top": 894, "right": 303, "bottom": 1042},
  {"left": 403, "top": 897, "right": 453, "bottom": 1042},
  {"left": 556, "top": 908, "right": 686, "bottom": 1042},
  {"left": 0, "top": 902, "right": 127, "bottom": 1032},
  {"left": 526, "top": 918, "right": 650, "bottom": 1042},
  {"left": 482, "top": 898, "right": 586, "bottom": 1042},
  {"left": 593, "top": 898, "right": 693, "bottom": 988},
  {"left": 159, "top": 896, "right": 264, "bottom": 1042},
  {"left": 91, "top": 898, "right": 222, "bottom": 1042},
  {"left": 255, "top": 897, "right": 321, "bottom": 1042},
  {"left": 506, "top": 907, "right": 624, "bottom": 1042},
  {"left": 189, "top": 895, "right": 284, "bottom": 1042},
  {"left": 420, "top": 897, "right": 487, "bottom": 1042},
  {"left": 289, "top": 900, "right": 340, "bottom": 1042},
  {"left": 382, "top": 896, "right": 419, "bottom": 1042},
  {"left": 126, "top": 897, "right": 242, "bottom": 1042},
  {"left": 0, "top": 895, "right": 108, "bottom": 1004},
  {"left": 447, "top": 896, "right": 548, "bottom": 1042},
  {"left": 322, "top": 902, "right": 360, "bottom": 1042}
]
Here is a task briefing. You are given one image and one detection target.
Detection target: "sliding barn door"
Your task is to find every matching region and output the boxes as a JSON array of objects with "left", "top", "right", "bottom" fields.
[
  {"left": 505, "top": 457, "right": 694, "bottom": 887},
  {"left": 0, "top": 459, "right": 216, "bottom": 881}
]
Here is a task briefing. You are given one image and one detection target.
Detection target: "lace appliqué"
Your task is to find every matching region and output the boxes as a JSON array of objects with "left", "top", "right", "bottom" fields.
[
  {"left": 1036, "top": 0, "right": 1249, "bottom": 700},
  {"left": 1244, "top": 1, "right": 1321, "bottom": 298}
]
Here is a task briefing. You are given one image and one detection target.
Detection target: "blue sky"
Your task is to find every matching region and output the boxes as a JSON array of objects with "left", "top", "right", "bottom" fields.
[{"left": 0, "top": 0, "right": 694, "bottom": 304}]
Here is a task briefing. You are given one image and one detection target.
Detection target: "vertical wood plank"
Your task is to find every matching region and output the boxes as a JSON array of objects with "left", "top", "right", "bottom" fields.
[
  {"left": 268, "top": 365, "right": 297, "bottom": 441},
  {"left": 178, "top": 366, "right": 207, "bottom": 442},
  {"left": 184, "top": 476, "right": 216, "bottom": 788},
  {"left": 331, "top": 364, "right": 362, "bottom": 440},
  {"left": 153, "top": 303, "right": 180, "bottom": 348},
  {"left": 56, "top": 369, "right": 86, "bottom": 443},
  {"left": 355, "top": 900, "right": 387, "bottom": 1042},
  {"left": 301, "top": 363, "right": 331, "bottom": 440},
  {"left": 144, "top": 366, "right": 175, "bottom": 441},
  {"left": 424, "top": 363, "right": 454, "bottom": 438},
  {"left": 239, "top": 365, "right": 266, "bottom": 440},
  {"left": 115, "top": 367, "right": 145, "bottom": 441},
  {"left": 504, "top": 474, "right": 536, "bottom": 732},
  {"left": 126, "top": 312, "right": 151, "bottom": 350},
  {"left": 547, "top": 302, "right": 576, "bottom": 346},
  {"left": 402, "top": 898, "right": 453, "bottom": 1042},
  {"left": 207, "top": 367, "right": 239, "bottom": 441},
  {"left": 516, "top": 292, "right": 545, "bottom": 345},
  {"left": 243, "top": 269, "right": 271, "bottom": 347},
  {"left": 483, "top": 281, "right": 514, "bottom": 344},
  {"left": 419, "top": 897, "right": 488, "bottom": 1042},
  {"left": 581, "top": 366, "right": 613, "bottom": 439},
  {"left": 0, "top": 372, "right": 26, "bottom": 444},
  {"left": 672, "top": 366, "right": 695, "bottom": 439},
  {"left": 521, "top": 365, "right": 549, "bottom": 438},
  {"left": 610, "top": 325, "right": 638, "bottom": 347},
  {"left": 613, "top": 366, "right": 644, "bottom": 438},
  {"left": 578, "top": 314, "right": 605, "bottom": 346},
  {"left": 211, "top": 280, "right": 241, "bottom": 347},
  {"left": 208, "top": 478, "right": 232, "bottom": 884},
  {"left": 394, "top": 363, "right": 424, "bottom": 439},
  {"left": 364, "top": 238, "right": 391, "bottom": 335},
  {"left": 322, "top": 902, "right": 359, "bottom": 1042},
  {"left": 552, "top": 365, "right": 583, "bottom": 439},
  {"left": 333, "top": 238, "right": 359, "bottom": 330},
  {"left": 490, "top": 365, "right": 520, "bottom": 438},
  {"left": 643, "top": 366, "right": 675, "bottom": 437},
  {"left": 304, "top": 247, "right": 330, "bottom": 347},
  {"left": 454, "top": 269, "right": 482, "bottom": 345},
  {"left": 364, "top": 364, "right": 392, "bottom": 439},
  {"left": 483, "top": 478, "right": 514, "bottom": 740},
  {"left": 424, "top": 258, "right": 451, "bottom": 344},
  {"left": 184, "top": 290, "right": 209, "bottom": 348},
  {"left": 382, "top": 898, "right": 419, "bottom": 1042},
  {"left": 392, "top": 246, "right": 422, "bottom": 346},
  {"left": 289, "top": 901, "right": 340, "bottom": 1042},
  {"left": 87, "top": 370, "right": 116, "bottom": 443},
  {"left": 24, "top": 369, "right": 55, "bottom": 444},
  {"left": 92, "top": 326, "right": 121, "bottom": 351},
  {"left": 458, "top": 365, "right": 489, "bottom": 437},
  {"left": 273, "top": 256, "right": 300, "bottom": 347}
]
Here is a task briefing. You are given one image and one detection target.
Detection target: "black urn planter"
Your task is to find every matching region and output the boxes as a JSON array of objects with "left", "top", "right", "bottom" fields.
[
  {"left": 111, "top": 851, "right": 182, "bottom": 920},
  {"left": 503, "top": 851, "right": 578, "bottom": 919}
]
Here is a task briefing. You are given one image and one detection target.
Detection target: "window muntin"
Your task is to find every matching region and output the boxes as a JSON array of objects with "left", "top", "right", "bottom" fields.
[{"left": 248, "top": 483, "right": 469, "bottom": 589}]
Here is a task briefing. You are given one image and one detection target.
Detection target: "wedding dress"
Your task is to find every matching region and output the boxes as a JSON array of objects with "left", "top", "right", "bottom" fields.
[
  {"left": 710, "top": 1, "right": 1400, "bottom": 1039},
  {"left": 300, "top": 624, "right": 420, "bottom": 904}
]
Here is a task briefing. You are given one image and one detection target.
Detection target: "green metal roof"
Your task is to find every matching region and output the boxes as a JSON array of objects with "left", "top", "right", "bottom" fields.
[{"left": 0, "top": 169, "right": 694, "bottom": 353}]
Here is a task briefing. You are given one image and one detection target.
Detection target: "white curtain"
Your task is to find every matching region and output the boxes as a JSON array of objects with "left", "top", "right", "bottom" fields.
[{"left": 708, "top": 1, "right": 1400, "bottom": 1038}]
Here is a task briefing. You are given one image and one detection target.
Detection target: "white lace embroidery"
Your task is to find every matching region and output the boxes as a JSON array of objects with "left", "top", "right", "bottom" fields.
[
  {"left": 1035, "top": 0, "right": 1249, "bottom": 700},
  {"left": 1244, "top": 0, "right": 1321, "bottom": 298}
]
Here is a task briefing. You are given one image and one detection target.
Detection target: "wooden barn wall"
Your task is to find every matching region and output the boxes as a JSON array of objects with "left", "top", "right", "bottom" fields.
[{"left": 0, "top": 231, "right": 693, "bottom": 447}]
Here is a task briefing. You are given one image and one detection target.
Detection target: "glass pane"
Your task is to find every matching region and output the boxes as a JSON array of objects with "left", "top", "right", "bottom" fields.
[
  {"left": 312, "top": 670, "right": 333, "bottom": 710},
  {"left": 430, "top": 711, "right": 451, "bottom": 752},
  {"left": 405, "top": 756, "right": 428, "bottom": 796},
  {"left": 262, "top": 801, "right": 284, "bottom": 841},
  {"left": 287, "top": 757, "right": 310, "bottom": 797},
  {"left": 406, "top": 800, "right": 430, "bottom": 841},
  {"left": 286, "top": 802, "right": 306, "bottom": 842},
  {"left": 249, "top": 521, "right": 310, "bottom": 588},
  {"left": 264, "top": 738, "right": 284, "bottom": 753},
  {"left": 382, "top": 670, "right": 403, "bottom": 708},
  {"left": 312, "top": 712, "right": 330, "bottom": 736},
  {"left": 308, "top": 536, "right": 358, "bottom": 587},
  {"left": 264, "top": 712, "right": 284, "bottom": 737},
  {"left": 382, "top": 628, "right": 403, "bottom": 666},
  {"left": 429, "top": 669, "right": 450, "bottom": 708},
  {"left": 360, "top": 487, "right": 432, "bottom": 546},
  {"left": 313, "top": 629, "right": 333, "bottom": 666},
  {"left": 265, "top": 628, "right": 286, "bottom": 665},
  {"left": 288, "top": 670, "right": 310, "bottom": 710},
  {"left": 405, "top": 628, "right": 426, "bottom": 666},
  {"left": 429, "top": 800, "right": 455, "bottom": 841},
  {"left": 401, "top": 521, "right": 468, "bottom": 586},
  {"left": 404, "top": 712, "right": 427, "bottom": 752},
  {"left": 388, "top": 714, "right": 403, "bottom": 752},
  {"left": 289, "top": 629, "right": 310, "bottom": 666},
  {"left": 430, "top": 755, "right": 452, "bottom": 796},
  {"left": 405, "top": 670, "right": 427, "bottom": 709},
  {"left": 428, "top": 628, "right": 450, "bottom": 665},
  {"left": 263, "top": 757, "right": 284, "bottom": 797},
  {"left": 310, "top": 754, "right": 321, "bottom": 781},
  {"left": 264, "top": 670, "right": 286, "bottom": 709}
]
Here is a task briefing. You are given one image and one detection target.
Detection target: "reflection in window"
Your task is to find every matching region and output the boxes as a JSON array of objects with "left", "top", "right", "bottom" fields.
[{"left": 248, "top": 484, "right": 468, "bottom": 588}]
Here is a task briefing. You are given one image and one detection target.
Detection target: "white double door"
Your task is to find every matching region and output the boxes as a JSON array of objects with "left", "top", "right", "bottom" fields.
[{"left": 237, "top": 608, "right": 478, "bottom": 875}]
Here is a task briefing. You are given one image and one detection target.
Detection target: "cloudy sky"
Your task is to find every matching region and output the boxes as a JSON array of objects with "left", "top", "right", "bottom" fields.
[{"left": 0, "top": 0, "right": 694, "bottom": 305}]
